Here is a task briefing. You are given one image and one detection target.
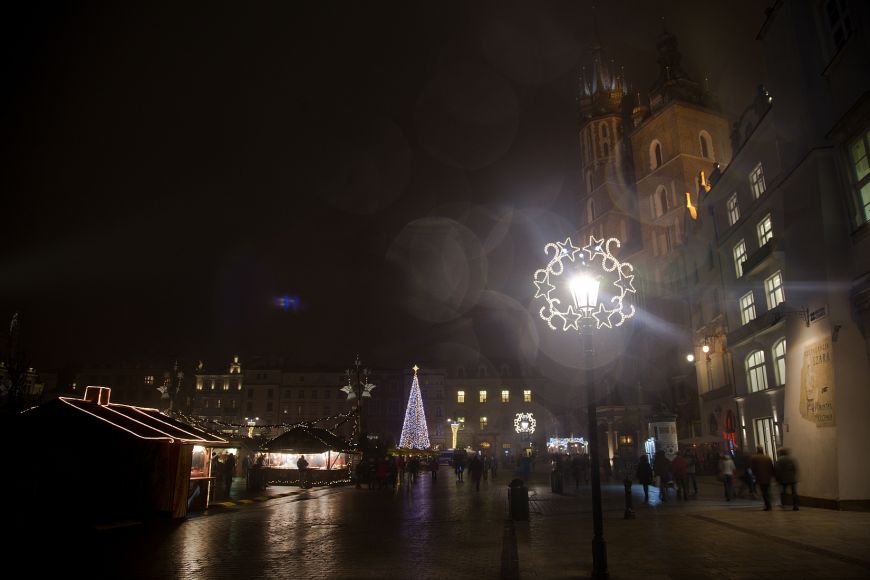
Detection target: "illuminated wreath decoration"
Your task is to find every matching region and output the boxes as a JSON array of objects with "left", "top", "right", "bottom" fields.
[
  {"left": 514, "top": 412, "right": 536, "bottom": 434},
  {"left": 533, "top": 235, "right": 636, "bottom": 333}
]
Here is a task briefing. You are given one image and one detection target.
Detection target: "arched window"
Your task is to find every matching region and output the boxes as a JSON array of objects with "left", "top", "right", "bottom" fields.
[
  {"left": 649, "top": 140, "right": 663, "bottom": 170},
  {"left": 653, "top": 185, "right": 669, "bottom": 218},
  {"left": 586, "top": 197, "right": 596, "bottom": 224},
  {"left": 600, "top": 122, "right": 612, "bottom": 158},
  {"left": 699, "top": 130, "right": 713, "bottom": 159},
  {"left": 708, "top": 413, "right": 718, "bottom": 436},
  {"left": 746, "top": 350, "right": 769, "bottom": 393},
  {"left": 773, "top": 339, "right": 786, "bottom": 386}
]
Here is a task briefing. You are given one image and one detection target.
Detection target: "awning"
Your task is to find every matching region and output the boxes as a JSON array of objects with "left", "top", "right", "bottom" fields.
[{"left": 263, "top": 426, "right": 351, "bottom": 454}]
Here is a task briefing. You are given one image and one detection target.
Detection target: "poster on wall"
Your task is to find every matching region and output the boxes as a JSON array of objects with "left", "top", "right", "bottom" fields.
[{"left": 799, "top": 337, "right": 835, "bottom": 427}]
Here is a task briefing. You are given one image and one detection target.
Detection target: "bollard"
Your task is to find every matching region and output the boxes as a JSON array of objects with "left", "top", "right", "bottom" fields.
[
  {"left": 624, "top": 478, "right": 636, "bottom": 519},
  {"left": 508, "top": 478, "right": 529, "bottom": 521}
]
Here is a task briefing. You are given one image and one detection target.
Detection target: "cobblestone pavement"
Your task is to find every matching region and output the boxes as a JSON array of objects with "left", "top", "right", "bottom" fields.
[{"left": 15, "top": 471, "right": 870, "bottom": 579}]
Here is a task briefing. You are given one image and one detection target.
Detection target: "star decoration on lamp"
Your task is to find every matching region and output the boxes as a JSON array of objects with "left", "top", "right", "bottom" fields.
[
  {"left": 556, "top": 237, "right": 584, "bottom": 262},
  {"left": 514, "top": 412, "right": 536, "bottom": 434},
  {"left": 533, "top": 235, "right": 636, "bottom": 333}
]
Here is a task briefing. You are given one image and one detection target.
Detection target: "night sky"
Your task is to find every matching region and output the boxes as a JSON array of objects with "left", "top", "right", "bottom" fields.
[{"left": 2, "top": 1, "right": 765, "bottom": 372}]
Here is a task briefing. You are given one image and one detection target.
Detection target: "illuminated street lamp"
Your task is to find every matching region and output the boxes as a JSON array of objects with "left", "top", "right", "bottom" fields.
[
  {"left": 533, "top": 235, "right": 636, "bottom": 580},
  {"left": 447, "top": 418, "right": 460, "bottom": 449}
]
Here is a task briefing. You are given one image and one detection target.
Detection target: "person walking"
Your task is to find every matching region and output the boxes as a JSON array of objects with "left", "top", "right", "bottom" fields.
[
  {"left": 775, "top": 448, "right": 799, "bottom": 510},
  {"left": 750, "top": 447, "right": 775, "bottom": 510},
  {"left": 685, "top": 451, "right": 699, "bottom": 497},
  {"left": 210, "top": 452, "right": 224, "bottom": 500},
  {"left": 430, "top": 456, "right": 439, "bottom": 481},
  {"left": 224, "top": 452, "right": 236, "bottom": 497},
  {"left": 671, "top": 452, "right": 689, "bottom": 501},
  {"left": 719, "top": 452, "right": 736, "bottom": 501},
  {"left": 297, "top": 454, "right": 309, "bottom": 488},
  {"left": 653, "top": 450, "right": 671, "bottom": 502},
  {"left": 635, "top": 454, "right": 653, "bottom": 504},
  {"left": 469, "top": 454, "right": 484, "bottom": 491}
]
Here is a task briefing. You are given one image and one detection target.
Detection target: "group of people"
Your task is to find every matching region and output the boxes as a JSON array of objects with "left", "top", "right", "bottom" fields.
[
  {"left": 634, "top": 447, "right": 799, "bottom": 509},
  {"left": 718, "top": 447, "right": 799, "bottom": 509},
  {"left": 634, "top": 449, "right": 698, "bottom": 503},
  {"left": 354, "top": 454, "right": 437, "bottom": 489}
]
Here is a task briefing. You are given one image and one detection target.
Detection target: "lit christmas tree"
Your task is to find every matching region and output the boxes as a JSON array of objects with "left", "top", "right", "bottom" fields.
[{"left": 398, "top": 365, "right": 430, "bottom": 450}]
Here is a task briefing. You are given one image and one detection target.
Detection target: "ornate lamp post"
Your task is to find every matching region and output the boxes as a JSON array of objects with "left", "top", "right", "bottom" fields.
[
  {"left": 533, "top": 235, "right": 636, "bottom": 579},
  {"left": 340, "top": 355, "right": 376, "bottom": 445}
]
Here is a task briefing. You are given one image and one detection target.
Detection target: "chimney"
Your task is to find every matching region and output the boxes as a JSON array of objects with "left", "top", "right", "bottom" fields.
[{"left": 83, "top": 386, "right": 111, "bottom": 406}]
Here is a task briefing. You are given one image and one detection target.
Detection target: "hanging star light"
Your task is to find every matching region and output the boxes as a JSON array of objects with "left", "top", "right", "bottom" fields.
[
  {"left": 533, "top": 235, "right": 636, "bottom": 333},
  {"left": 514, "top": 412, "right": 537, "bottom": 434}
]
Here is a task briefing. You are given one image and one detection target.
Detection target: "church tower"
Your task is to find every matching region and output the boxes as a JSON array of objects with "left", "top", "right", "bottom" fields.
[{"left": 576, "top": 35, "right": 639, "bottom": 256}]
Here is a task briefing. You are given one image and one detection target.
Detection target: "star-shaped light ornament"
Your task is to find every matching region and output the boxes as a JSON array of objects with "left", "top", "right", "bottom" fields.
[
  {"left": 556, "top": 237, "right": 584, "bottom": 262},
  {"left": 532, "top": 235, "right": 636, "bottom": 335},
  {"left": 592, "top": 302, "right": 614, "bottom": 329},
  {"left": 534, "top": 277, "right": 556, "bottom": 300},
  {"left": 561, "top": 305, "right": 582, "bottom": 331},
  {"left": 582, "top": 236, "right": 606, "bottom": 261}
]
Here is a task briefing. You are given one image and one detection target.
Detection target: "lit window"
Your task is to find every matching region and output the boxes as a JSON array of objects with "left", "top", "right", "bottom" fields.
[
  {"left": 457, "top": 416, "right": 465, "bottom": 424},
  {"left": 740, "top": 291, "right": 756, "bottom": 325},
  {"left": 727, "top": 193, "right": 740, "bottom": 226},
  {"left": 746, "top": 350, "right": 769, "bottom": 393},
  {"left": 457, "top": 390, "right": 465, "bottom": 403},
  {"left": 223, "top": 380, "right": 229, "bottom": 391},
  {"left": 765, "top": 271, "right": 785, "bottom": 309},
  {"left": 848, "top": 128, "right": 870, "bottom": 224},
  {"left": 144, "top": 375, "right": 154, "bottom": 385},
  {"left": 217, "top": 398, "right": 222, "bottom": 408},
  {"left": 733, "top": 240, "right": 747, "bottom": 278},
  {"left": 196, "top": 378, "right": 203, "bottom": 391},
  {"left": 523, "top": 389, "right": 531, "bottom": 402},
  {"left": 480, "top": 416, "right": 488, "bottom": 430},
  {"left": 479, "top": 390, "right": 487, "bottom": 403},
  {"left": 757, "top": 214, "right": 773, "bottom": 246},
  {"left": 773, "top": 339, "right": 787, "bottom": 386},
  {"left": 750, "top": 163, "right": 766, "bottom": 199},
  {"left": 501, "top": 390, "right": 509, "bottom": 403}
]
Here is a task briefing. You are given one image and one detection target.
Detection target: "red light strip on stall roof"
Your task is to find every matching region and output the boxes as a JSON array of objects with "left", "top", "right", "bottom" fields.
[
  {"left": 59, "top": 398, "right": 227, "bottom": 444},
  {"left": 58, "top": 397, "right": 177, "bottom": 442},
  {"left": 124, "top": 404, "right": 227, "bottom": 443}
]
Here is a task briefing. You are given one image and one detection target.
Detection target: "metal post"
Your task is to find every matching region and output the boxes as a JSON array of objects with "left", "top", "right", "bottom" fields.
[{"left": 585, "top": 336, "right": 608, "bottom": 579}]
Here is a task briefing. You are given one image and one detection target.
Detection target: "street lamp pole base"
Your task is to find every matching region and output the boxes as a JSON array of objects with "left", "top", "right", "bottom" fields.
[{"left": 591, "top": 536, "right": 608, "bottom": 579}]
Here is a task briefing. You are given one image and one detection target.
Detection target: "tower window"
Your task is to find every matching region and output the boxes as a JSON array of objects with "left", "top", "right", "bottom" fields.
[
  {"left": 650, "top": 140, "right": 663, "bottom": 170},
  {"left": 699, "top": 131, "right": 713, "bottom": 159}
]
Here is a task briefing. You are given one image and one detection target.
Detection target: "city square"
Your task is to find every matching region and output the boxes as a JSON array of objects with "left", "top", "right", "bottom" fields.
[{"left": 3, "top": 1, "right": 870, "bottom": 578}]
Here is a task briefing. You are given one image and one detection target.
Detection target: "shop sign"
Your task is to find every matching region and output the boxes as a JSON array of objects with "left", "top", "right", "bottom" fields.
[{"left": 799, "top": 337, "right": 835, "bottom": 427}]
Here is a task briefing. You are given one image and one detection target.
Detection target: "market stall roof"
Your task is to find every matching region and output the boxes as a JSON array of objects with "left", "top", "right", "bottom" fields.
[
  {"left": 16, "top": 386, "right": 229, "bottom": 445},
  {"left": 264, "top": 425, "right": 350, "bottom": 454}
]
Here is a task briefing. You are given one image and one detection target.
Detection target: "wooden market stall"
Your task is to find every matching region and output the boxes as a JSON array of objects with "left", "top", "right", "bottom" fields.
[
  {"left": 5, "top": 386, "right": 228, "bottom": 524},
  {"left": 258, "top": 425, "right": 352, "bottom": 487}
]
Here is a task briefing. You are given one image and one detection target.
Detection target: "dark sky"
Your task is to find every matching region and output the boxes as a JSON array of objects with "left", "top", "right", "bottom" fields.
[{"left": 2, "top": 1, "right": 766, "bottom": 372}]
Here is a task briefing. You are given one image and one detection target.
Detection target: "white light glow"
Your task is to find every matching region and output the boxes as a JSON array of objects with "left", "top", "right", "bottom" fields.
[{"left": 686, "top": 354, "right": 695, "bottom": 363}]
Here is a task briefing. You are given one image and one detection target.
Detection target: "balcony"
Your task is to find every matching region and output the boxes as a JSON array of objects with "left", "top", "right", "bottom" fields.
[
  {"left": 727, "top": 302, "right": 788, "bottom": 347},
  {"left": 743, "top": 237, "right": 780, "bottom": 277}
]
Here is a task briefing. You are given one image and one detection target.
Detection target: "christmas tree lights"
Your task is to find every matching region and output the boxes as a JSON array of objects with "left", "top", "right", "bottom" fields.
[{"left": 398, "top": 365, "right": 431, "bottom": 450}]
